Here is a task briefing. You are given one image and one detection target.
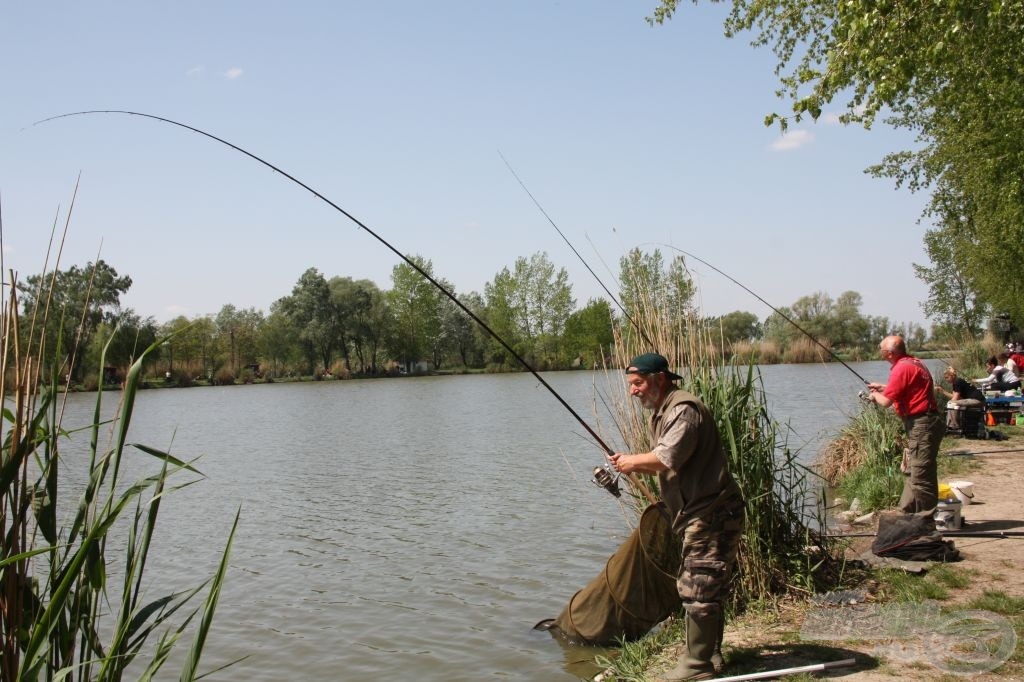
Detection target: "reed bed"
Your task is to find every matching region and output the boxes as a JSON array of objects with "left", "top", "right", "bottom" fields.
[
  {"left": 600, "top": 295, "right": 833, "bottom": 608},
  {"left": 781, "top": 336, "right": 833, "bottom": 365},
  {"left": 816, "top": 404, "right": 906, "bottom": 510},
  {"left": 1, "top": 255, "right": 234, "bottom": 679}
]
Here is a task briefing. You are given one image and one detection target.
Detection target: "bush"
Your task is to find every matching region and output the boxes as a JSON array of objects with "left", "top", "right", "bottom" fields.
[{"left": 213, "top": 367, "right": 236, "bottom": 385}]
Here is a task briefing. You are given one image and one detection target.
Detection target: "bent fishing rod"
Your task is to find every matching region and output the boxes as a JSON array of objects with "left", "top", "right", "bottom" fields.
[
  {"left": 498, "top": 162, "right": 870, "bottom": 387},
  {"left": 35, "top": 110, "right": 654, "bottom": 504}
]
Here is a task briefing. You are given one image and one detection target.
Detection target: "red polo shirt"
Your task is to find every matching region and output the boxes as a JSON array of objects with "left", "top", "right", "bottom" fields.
[{"left": 883, "top": 355, "right": 937, "bottom": 417}]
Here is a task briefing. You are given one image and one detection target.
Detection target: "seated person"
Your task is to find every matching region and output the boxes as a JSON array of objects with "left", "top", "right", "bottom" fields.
[
  {"left": 938, "top": 367, "right": 984, "bottom": 431},
  {"left": 999, "top": 351, "right": 1019, "bottom": 376},
  {"left": 977, "top": 356, "right": 1022, "bottom": 392}
]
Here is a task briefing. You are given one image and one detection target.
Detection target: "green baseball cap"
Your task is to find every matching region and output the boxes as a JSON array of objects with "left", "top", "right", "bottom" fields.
[{"left": 626, "top": 352, "right": 682, "bottom": 381}]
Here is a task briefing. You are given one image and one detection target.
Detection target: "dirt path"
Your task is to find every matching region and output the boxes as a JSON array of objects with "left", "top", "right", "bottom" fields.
[
  {"left": 813, "top": 438, "right": 1023, "bottom": 681},
  {"left": 693, "top": 436, "right": 1024, "bottom": 681}
]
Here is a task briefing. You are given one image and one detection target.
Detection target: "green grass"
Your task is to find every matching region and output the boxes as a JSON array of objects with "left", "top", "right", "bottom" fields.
[{"left": 879, "top": 569, "right": 951, "bottom": 602}]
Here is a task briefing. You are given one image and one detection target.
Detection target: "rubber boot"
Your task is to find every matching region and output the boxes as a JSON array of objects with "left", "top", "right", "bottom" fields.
[
  {"left": 710, "top": 611, "right": 726, "bottom": 673},
  {"left": 655, "top": 612, "right": 717, "bottom": 682}
]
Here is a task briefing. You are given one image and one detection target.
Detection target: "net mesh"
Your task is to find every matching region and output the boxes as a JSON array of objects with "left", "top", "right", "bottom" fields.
[{"left": 537, "top": 503, "right": 682, "bottom": 645}]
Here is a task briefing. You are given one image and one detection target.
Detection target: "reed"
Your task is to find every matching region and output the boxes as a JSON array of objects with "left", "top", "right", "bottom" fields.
[
  {"left": 816, "top": 404, "right": 905, "bottom": 510},
  {"left": 0, "top": 263, "right": 235, "bottom": 680},
  {"left": 601, "top": 296, "right": 832, "bottom": 608},
  {"left": 782, "top": 336, "right": 833, "bottom": 364}
]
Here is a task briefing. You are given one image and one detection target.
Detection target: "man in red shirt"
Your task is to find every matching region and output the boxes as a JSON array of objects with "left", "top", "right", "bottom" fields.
[{"left": 866, "top": 335, "right": 944, "bottom": 522}]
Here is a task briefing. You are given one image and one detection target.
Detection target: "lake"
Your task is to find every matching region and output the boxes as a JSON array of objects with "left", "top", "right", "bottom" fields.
[{"left": 51, "top": 359, "right": 944, "bottom": 681}]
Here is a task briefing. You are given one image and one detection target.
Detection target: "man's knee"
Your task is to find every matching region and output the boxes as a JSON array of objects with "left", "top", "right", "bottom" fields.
[
  {"left": 678, "top": 557, "right": 729, "bottom": 604},
  {"left": 684, "top": 600, "right": 721, "bottom": 620}
]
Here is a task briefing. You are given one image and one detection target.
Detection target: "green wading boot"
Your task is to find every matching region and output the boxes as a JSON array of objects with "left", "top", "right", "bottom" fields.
[
  {"left": 655, "top": 612, "right": 718, "bottom": 682},
  {"left": 710, "top": 612, "right": 725, "bottom": 673}
]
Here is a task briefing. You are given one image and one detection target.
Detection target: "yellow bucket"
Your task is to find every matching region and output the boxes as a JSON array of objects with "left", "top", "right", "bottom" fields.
[{"left": 938, "top": 483, "right": 954, "bottom": 501}]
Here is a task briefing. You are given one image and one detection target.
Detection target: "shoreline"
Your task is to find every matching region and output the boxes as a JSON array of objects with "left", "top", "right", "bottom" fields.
[{"left": 640, "top": 429, "right": 1024, "bottom": 681}]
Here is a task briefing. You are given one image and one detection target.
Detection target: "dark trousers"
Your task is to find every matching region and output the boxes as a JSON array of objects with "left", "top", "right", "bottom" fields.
[{"left": 899, "top": 412, "right": 944, "bottom": 518}]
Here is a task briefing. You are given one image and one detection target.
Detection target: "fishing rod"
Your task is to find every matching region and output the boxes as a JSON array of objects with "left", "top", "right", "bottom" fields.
[
  {"left": 947, "top": 447, "right": 1024, "bottom": 456},
  {"left": 498, "top": 152, "right": 655, "bottom": 350},
  {"left": 829, "top": 530, "right": 1024, "bottom": 538},
  {"left": 652, "top": 243, "right": 872, "bottom": 385},
  {"left": 497, "top": 160, "right": 869, "bottom": 386},
  {"left": 35, "top": 110, "right": 655, "bottom": 505}
]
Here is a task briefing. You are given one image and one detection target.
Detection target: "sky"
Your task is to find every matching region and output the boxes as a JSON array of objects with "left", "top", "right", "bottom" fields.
[{"left": 1, "top": 2, "right": 934, "bottom": 329}]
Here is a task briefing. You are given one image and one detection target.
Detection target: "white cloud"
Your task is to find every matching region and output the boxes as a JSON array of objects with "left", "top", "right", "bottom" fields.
[
  {"left": 821, "top": 112, "right": 842, "bottom": 125},
  {"left": 224, "top": 67, "right": 244, "bottom": 80},
  {"left": 769, "top": 129, "right": 814, "bottom": 152},
  {"left": 186, "top": 65, "right": 205, "bottom": 77}
]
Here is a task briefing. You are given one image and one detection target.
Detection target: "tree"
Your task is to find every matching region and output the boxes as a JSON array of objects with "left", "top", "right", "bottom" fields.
[
  {"left": 386, "top": 256, "right": 443, "bottom": 372},
  {"left": 277, "top": 268, "right": 340, "bottom": 373},
  {"left": 707, "top": 311, "right": 762, "bottom": 347},
  {"left": 912, "top": 217, "right": 989, "bottom": 340},
  {"left": 832, "top": 291, "right": 871, "bottom": 349},
  {"left": 81, "top": 311, "right": 158, "bottom": 382},
  {"left": 330, "top": 278, "right": 391, "bottom": 374},
  {"left": 563, "top": 298, "right": 615, "bottom": 367},
  {"left": 215, "top": 305, "right": 264, "bottom": 375},
  {"left": 618, "top": 248, "right": 695, "bottom": 343},
  {"left": 440, "top": 291, "right": 486, "bottom": 369},
  {"left": 19, "top": 260, "right": 133, "bottom": 381},
  {"left": 159, "top": 315, "right": 217, "bottom": 380},
  {"left": 258, "top": 306, "right": 300, "bottom": 377},
  {"left": 651, "top": 0, "right": 1024, "bottom": 333},
  {"left": 484, "top": 252, "right": 575, "bottom": 368}
]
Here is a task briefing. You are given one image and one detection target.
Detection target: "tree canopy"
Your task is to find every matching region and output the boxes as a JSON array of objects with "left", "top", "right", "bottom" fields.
[{"left": 651, "top": 0, "right": 1024, "bottom": 335}]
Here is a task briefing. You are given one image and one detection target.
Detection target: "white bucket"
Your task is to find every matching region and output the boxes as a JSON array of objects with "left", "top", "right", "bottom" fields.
[{"left": 949, "top": 480, "right": 975, "bottom": 505}]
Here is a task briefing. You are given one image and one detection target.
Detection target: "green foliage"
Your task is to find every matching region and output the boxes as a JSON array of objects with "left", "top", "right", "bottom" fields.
[
  {"left": 277, "top": 267, "right": 340, "bottom": 373},
  {"left": 19, "top": 259, "right": 133, "bottom": 382},
  {"left": 762, "top": 290, "right": 884, "bottom": 353},
  {"left": 483, "top": 251, "right": 575, "bottom": 369},
  {"left": 818, "top": 405, "right": 906, "bottom": 511},
  {"left": 386, "top": 256, "right": 444, "bottom": 372},
  {"left": 214, "top": 304, "right": 264, "bottom": 376},
  {"left": 618, "top": 248, "right": 694, "bottom": 346},
  {"left": 562, "top": 298, "right": 614, "bottom": 367},
  {"left": 706, "top": 310, "right": 762, "bottom": 347}
]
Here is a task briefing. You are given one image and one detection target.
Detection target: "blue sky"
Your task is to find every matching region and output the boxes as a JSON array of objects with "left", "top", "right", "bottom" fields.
[{"left": 1, "top": 2, "right": 933, "bottom": 328}]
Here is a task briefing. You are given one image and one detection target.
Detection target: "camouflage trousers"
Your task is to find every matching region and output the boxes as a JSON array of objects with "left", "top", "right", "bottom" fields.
[{"left": 677, "top": 496, "right": 745, "bottom": 620}]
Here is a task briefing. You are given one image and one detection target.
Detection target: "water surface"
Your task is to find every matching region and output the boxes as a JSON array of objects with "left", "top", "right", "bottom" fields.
[{"left": 53, "top": 360, "right": 940, "bottom": 680}]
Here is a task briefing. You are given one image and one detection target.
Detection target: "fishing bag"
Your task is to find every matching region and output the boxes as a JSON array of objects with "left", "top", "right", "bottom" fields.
[{"left": 535, "top": 503, "right": 682, "bottom": 645}]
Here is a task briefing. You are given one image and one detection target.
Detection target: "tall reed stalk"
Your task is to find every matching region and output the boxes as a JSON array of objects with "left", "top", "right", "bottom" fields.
[
  {"left": 1, "top": 258, "right": 235, "bottom": 679},
  {"left": 602, "top": 289, "right": 832, "bottom": 607}
]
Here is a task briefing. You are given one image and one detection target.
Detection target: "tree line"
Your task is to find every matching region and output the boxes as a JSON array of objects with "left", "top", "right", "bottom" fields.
[{"left": 18, "top": 249, "right": 933, "bottom": 386}]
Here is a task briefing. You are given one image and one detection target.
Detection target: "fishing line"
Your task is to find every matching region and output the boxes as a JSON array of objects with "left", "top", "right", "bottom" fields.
[
  {"left": 652, "top": 243, "right": 871, "bottom": 385},
  {"left": 498, "top": 152, "right": 656, "bottom": 350},
  {"left": 33, "top": 110, "right": 658, "bottom": 502}
]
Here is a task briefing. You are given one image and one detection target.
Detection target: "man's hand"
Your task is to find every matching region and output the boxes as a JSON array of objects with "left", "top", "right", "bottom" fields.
[{"left": 610, "top": 452, "right": 633, "bottom": 474}]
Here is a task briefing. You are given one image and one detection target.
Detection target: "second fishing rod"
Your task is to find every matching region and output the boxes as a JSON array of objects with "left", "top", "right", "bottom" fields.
[{"left": 501, "top": 154, "right": 873, "bottom": 388}]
